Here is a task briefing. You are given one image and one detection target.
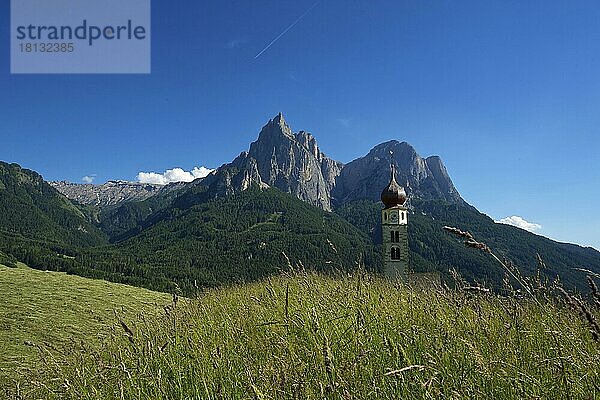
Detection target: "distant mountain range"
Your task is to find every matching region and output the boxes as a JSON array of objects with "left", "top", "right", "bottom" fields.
[
  {"left": 2, "top": 113, "right": 599, "bottom": 293},
  {"left": 50, "top": 180, "right": 166, "bottom": 206},
  {"left": 51, "top": 113, "right": 463, "bottom": 211}
]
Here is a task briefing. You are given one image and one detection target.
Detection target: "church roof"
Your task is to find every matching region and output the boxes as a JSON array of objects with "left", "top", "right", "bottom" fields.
[{"left": 381, "top": 164, "right": 407, "bottom": 208}]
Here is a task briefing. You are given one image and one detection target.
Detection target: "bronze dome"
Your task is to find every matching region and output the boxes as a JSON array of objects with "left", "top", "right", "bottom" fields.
[{"left": 381, "top": 165, "right": 407, "bottom": 208}]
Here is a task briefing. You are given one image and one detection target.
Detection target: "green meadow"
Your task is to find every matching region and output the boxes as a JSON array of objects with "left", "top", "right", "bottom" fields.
[
  {"left": 0, "top": 263, "right": 170, "bottom": 396},
  {"left": 2, "top": 266, "right": 598, "bottom": 399}
]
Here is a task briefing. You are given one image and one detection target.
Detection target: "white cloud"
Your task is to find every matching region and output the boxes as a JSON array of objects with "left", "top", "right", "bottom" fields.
[
  {"left": 82, "top": 175, "right": 95, "bottom": 184},
  {"left": 137, "top": 166, "right": 214, "bottom": 185},
  {"left": 495, "top": 216, "right": 542, "bottom": 232}
]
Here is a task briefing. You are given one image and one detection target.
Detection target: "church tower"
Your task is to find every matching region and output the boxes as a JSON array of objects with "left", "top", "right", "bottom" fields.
[{"left": 381, "top": 165, "right": 409, "bottom": 279}]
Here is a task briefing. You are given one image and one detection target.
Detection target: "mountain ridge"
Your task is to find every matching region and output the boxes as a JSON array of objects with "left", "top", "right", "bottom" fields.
[
  {"left": 52, "top": 114, "right": 460, "bottom": 213},
  {"left": 50, "top": 180, "right": 186, "bottom": 207},
  {"left": 4, "top": 113, "right": 597, "bottom": 294},
  {"left": 200, "top": 113, "right": 343, "bottom": 211},
  {"left": 0, "top": 161, "right": 106, "bottom": 247}
]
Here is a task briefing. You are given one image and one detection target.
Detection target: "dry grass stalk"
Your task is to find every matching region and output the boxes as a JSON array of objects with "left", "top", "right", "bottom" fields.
[
  {"left": 323, "top": 337, "right": 333, "bottom": 380},
  {"left": 534, "top": 253, "right": 548, "bottom": 288},
  {"left": 536, "top": 253, "right": 547, "bottom": 270},
  {"left": 311, "top": 308, "right": 320, "bottom": 333},
  {"left": 442, "top": 226, "right": 473, "bottom": 240},
  {"left": 326, "top": 238, "right": 338, "bottom": 254},
  {"left": 556, "top": 286, "right": 600, "bottom": 342},
  {"left": 281, "top": 252, "right": 293, "bottom": 272},
  {"left": 443, "top": 226, "right": 534, "bottom": 298},
  {"left": 119, "top": 320, "right": 134, "bottom": 344},
  {"left": 384, "top": 365, "right": 426, "bottom": 376},
  {"left": 573, "top": 268, "right": 600, "bottom": 279},
  {"left": 285, "top": 283, "right": 290, "bottom": 320},
  {"left": 465, "top": 240, "right": 492, "bottom": 253},
  {"left": 250, "top": 384, "right": 266, "bottom": 400},
  {"left": 449, "top": 268, "right": 466, "bottom": 291},
  {"left": 587, "top": 276, "right": 600, "bottom": 309}
]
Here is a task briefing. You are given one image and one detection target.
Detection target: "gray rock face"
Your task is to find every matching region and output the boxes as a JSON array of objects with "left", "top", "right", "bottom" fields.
[
  {"left": 331, "top": 140, "right": 463, "bottom": 206},
  {"left": 51, "top": 114, "right": 463, "bottom": 211},
  {"left": 50, "top": 180, "right": 182, "bottom": 206},
  {"left": 200, "top": 113, "right": 343, "bottom": 211},
  {"left": 425, "top": 155, "right": 458, "bottom": 197}
]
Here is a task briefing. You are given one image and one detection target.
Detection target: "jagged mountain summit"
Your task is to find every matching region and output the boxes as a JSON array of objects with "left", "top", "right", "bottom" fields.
[
  {"left": 198, "top": 113, "right": 462, "bottom": 210},
  {"left": 170, "top": 113, "right": 463, "bottom": 213},
  {"left": 196, "top": 113, "right": 343, "bottom": 211},
  {"left": 50, "top": 113, "right": 463, "bottom": 211}
]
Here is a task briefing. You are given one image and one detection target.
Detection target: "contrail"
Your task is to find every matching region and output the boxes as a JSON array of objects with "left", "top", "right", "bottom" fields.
[{"left": 254, "top": 1, "right": 321, "bottom": 59}]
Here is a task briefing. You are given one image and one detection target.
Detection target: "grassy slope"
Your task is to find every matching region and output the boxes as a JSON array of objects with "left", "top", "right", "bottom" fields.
[
  {"left": 0, "top": 263, "right": 170, "bottom": 394},
  {"left": 30, "top": 272, "right": 600, "bottom": 400}
]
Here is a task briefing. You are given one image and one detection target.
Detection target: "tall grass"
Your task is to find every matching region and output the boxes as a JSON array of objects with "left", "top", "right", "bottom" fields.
[{"left": 28, "top": 271, "right": 600, "bottom": 399}]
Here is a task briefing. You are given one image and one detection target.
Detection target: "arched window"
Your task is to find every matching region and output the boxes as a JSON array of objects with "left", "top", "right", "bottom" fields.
[
  {"left": 401, "top": 212, "right": 404, "bottom": 221},
  {"left": 390, "top": 231, "right": 395, "bottom": 243},
  {"left": 391, "top": 247, "right": 401, "bottom": 260},
  {"left": 395, "top": 231, "right": 400, "bottom": 243}
]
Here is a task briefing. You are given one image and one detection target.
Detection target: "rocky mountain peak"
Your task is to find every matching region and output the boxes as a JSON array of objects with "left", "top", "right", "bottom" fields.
[
  {"left": 52, "top": 114, "right": 462, "bottom": 211},
  {"left": 369, "top": 140, "right": 410, "bottom": 152},
  {"left": 200, "top": 114, "right": 343, "bottom": 211},
  {"left": 332, "top": 139, "right": 463, "bottom": 206},
  {"left": 295, "top": 131, "right": 321, "bottom": 159},
  {"left": 369, "top": 140, "right": 420, "bottom": 163},
  {"left": 273, "top": 111, "right": 285, "bottom": 124},
  {"left": 257, "top": 112, "right": 294, "bottom": 142},
  {"left": 173, "top": 114, "right": 462, "bottom": 211}
]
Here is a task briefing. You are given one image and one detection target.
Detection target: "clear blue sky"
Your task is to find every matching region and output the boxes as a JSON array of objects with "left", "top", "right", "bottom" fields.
[{"left": 1, "top": 1, "right": 599, "bottom": 250}]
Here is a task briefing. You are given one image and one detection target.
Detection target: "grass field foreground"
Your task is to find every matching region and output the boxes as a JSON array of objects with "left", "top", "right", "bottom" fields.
[
  {"left": 0, "top": 263, "right": 171, "bottom": 396},
  {"left": 26, "top": 271, "right": 600, "bottom": 399}
]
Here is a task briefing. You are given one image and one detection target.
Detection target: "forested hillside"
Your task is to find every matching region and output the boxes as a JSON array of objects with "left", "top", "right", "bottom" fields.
[
  {"left": 0, "top": 162, "right": 108, "bottom": 273},
  {"left": 74, "top": 187, "right": 379, "bottom": 293},
  {"left": 0, "top": 162, "right": 106, "bottom": 247},
  {"left": 337, "top": 198, "right": 599, "bottom": 291},
  {"left": 1, "top": 158, "right": 598, "bottom": 295}
]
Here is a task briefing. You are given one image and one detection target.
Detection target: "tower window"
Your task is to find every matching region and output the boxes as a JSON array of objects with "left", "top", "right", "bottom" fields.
[
  {"left": 401, "top": 212, "right": 404, "bottom": 220},
  {"left": 391, "top": 247, "right": 401, "bottom": 260},
  {"left": 390, "top": 231, "right": 394, "bottom": 243},
  {"left": 395, "top": 231, "right": 400, "bottom": 243}
]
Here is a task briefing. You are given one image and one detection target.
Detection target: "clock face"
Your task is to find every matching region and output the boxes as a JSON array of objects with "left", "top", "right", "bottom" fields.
[{"left": 390, "top": 212, "right": 399, "bottom": 223}]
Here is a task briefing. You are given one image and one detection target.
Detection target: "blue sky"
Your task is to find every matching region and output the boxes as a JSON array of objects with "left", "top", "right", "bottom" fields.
[{"left": 1, "top": 0, "right": 599, "bottom": 250}]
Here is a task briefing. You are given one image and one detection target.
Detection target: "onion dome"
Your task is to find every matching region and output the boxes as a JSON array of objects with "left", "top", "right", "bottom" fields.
[{"left": 381, "top": 164, "right": 407, "bottom": 208}]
